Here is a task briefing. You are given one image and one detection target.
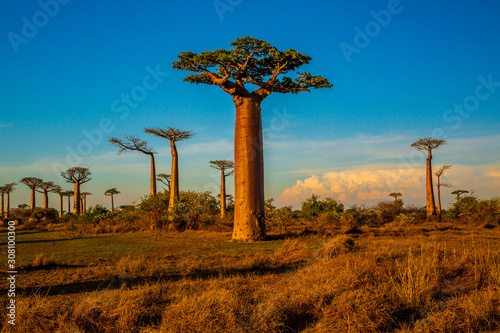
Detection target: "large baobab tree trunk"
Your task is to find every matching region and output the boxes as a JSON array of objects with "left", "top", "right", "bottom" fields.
[
  {"left": 59, "top": 195, "right": 63, "bottom": 218},
  {"left": 5, "top": 194, "right": 10, "bottom": 219},
  {"left": 73, "top": 183, "right": 80, "bottom": 215},
  {"left": 150, "top": 154, "right": 157, "bottom": 196},
  {"left": 426, "top": 151, "right": 436, "bottom": 217},
  {"left": 220, "top": 169, "right": 227, "bottom": 218},
  {"left": 233, "top": 97, "right": 266, "bottom": 241},
  {"left": 168, "top": 141, "right": 180, "bottom": 210},
  {"left": 67, "top": 196, "right": 71, "bottom": 214},
  {"left": 1, "top": 194, "right": 4, "bottom": 218},
  {"left": 30, "top": 188, "right": 36, "bottom": 210},
  {"left": 111, "top": 195, "right": 115, "bottom": 212},
  {"left": 43, "top": 192, "right": 49, "bottom": 209}
]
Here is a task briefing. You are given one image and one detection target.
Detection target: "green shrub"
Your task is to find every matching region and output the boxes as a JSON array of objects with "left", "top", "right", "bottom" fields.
[{"left": 300, "top": 194, "right": 344, "bottom": 219}]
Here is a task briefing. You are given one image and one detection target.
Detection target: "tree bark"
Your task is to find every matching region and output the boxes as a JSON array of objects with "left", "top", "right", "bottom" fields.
[
  {"left": 1, "top": 193, "right": 4, "bottom": 218},
  {"left": 426, "top": 150, "right": 436, "bottom": 216},
  {"left": 59, "top": 195, "right": 63, "bottom": 218},
  {"left": 43, "top": 191, "right": 48, "bottom": 209},
  {"left": 73, "top": 182, "right": 80, "bottom": 215},
  {"left": 150, "top": 154, "right": 157, "bottom": 196},
  {"left": 232, "top": 96, "right": 266, "bottom": 241},
  {"left": 168, "top": 141, "right": 179, "bottom": 211},
  {"left": 5, "top": 193, "right": 10, "bottom": 219},
  {"left": 30, "top": 188, "right": 36, "bottom": 210},
  {"left": 221, "top": 169, "right": 226, "bottom": 218}
]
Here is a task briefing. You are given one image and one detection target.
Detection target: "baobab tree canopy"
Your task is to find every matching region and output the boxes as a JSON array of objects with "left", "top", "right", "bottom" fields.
[
  {"left": 109, "top": 135, "right": 157, "bottom": 155},
  {"left": 20, "top": 177, "right": 43, "bottom": 189},
  {"left": 144, "top": 127, "right": 195, "bottom": 142},
  {"left": 210, "top": 160, "right": 235, "bottom": 172},
  {"left": 173, "top": 36, "right": 332, "bottom": 97},
  {"left": 411, "top": 138, "right": 447, "bottom": 152}
]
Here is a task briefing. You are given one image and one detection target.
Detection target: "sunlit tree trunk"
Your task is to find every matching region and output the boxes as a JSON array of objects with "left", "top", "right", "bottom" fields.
[
  {"left": 233, "top": 96, "right": 266, "bottom": 241},
  {"left": 67, "top": 196, "right": 71, "bottom": 214},
  {"left": 150, "top": 154, "right": 157, "bottom": 196},
  {"left": 30, "top": 188, "right": 36, "bottom": 210},
  {"left": 426, "top": 150, "right": 436, "bottom": 217},
  {"left": 73, "top": 183, "right": 80, "bottom": 215},
  {"left": 220, "top": 169, "right": 227, "bottom": 218},
  {"left": 168, "top": 141, "right": 179, "bottom": 210},
  {"left": 43, "top": 191, "right": 49, "bottom": 209},
  {"left": 5, "top": 193, "right": 10, "bottom": 219},
  {"left": 0, "top": 193, "right": 4, "bottom": 218},
  {"left": 59, "top": 195, "right": 63, "bottom": 218}
]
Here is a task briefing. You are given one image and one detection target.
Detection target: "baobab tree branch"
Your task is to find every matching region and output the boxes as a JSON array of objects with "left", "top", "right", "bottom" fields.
[{"left": 109, "top": 136, "right": 156, "bottom": 156}]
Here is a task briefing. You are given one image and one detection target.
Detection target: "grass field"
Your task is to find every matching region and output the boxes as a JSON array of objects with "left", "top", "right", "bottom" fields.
[{"left": 1, "top": 222, "right": 500, "bottom": 332}]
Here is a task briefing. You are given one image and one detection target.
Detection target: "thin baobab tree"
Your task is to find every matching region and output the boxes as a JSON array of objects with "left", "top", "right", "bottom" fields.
[
  {"left": 173, "top": 36, "right": 332, "bottom": 241},
  {"left": 80, "top": 192, "right": 91, "bottom": 213},
  {"left": 61, "top": 167, "right": 91, "bottom": 215},
  {"left": 36, "top": 181, "right": 57, "bottom": 209},
  {"left": 3, "top": 183, "right": 16, "bottom": 219},
  {"left": 0, "top": 186, "right": 6, "bottom": 218},
  {"left": 20, "top": 177, "right": 43, "bottom": 210},
  {"left": 64, "top": 190, "right": 73, "bottom": 214},
  {"left": 210, "top": 160, "right": 234, "bottom": 218},
  {"left": 144, "top": 127, "right": 196, "bottom": 211},
  {"left": 52, "top": 185, "right": 64, "bottom": 217},
  {"left": 104, "top": 188, "right": 120, "bottom": 212},
  {"left": 411, "top": 138, "right": 447, "bottom": 218},
  {"left": 389, "top": 192, "right": 402, "bottom": 212},
  {"left": 435, "top": 165, "right": 452, "bottom": 218},
  {"left": 451, "top": 189, "right": 469, "bottom": 203},
  {"left": 156, "top": 173, "right": 171, "bottom": 192},
  {"left": 109, "top": 135, "right": 157, "bottom": 196}
]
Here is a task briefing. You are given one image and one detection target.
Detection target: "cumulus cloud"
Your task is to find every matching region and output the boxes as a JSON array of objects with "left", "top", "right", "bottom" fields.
[{"left": 276, "top": 163, "right": 500, "bottom": 208}]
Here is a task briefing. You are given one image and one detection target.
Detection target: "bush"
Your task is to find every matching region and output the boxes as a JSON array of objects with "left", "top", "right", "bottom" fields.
[
  {"left": 168, "top": 191, "right": 219, "bottom": 230},
  {"left": 265, "top": 199, "right": 296, "bottom": 231},
  {"left": 138, "top": 191, "right": 170, "bottom": 229},
  {"left": 84, "top": 205, "right": 114, "bottom": 224},
  {"left": 300, "top": 194, "right": 344, "bottom": 219}
]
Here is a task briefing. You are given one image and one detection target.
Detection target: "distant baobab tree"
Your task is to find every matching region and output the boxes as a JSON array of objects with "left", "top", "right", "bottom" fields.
[
  {"left": 411, "top": 138, "right": 447, "bottom": 217},
  {"left": 389, "top": 192, "right": 402, "bottom": 212},
  {"left": 435, "top": 165, "right": 452, "bottom": 218},
  {"left": 109, "top": 135, "right": 157, "bottom": 196},
  {"left": 210, "top": 160, "right": 234, "bottom": 218},
  {"left": 80, "top": 192, "right": 91, "bottom": 213},
  {"left": 3, "top": 183, "right": 16, "bottom": 219},
  {"left": 104, "top": 188, "right": 120, "bottom": 212},
  {"left": 156, "top": 173, "right": 171, "bottom": 192},
  {"left": 173, "top": 36, "right": 332, "bottom": 241},
  {"left": 144, "top": 127, "right": 196, "bottom": 211},
  {"left": 64, "top": 191, "right": 73, "bottom": 214},
  {"left": 20, "top": 177, "right": 43, "bottom": 210},
  {"left": 36, "top": 181, "right": 57, "bottom": 209},
  {"left": 0, "top": 186, "right": 6, "bottom": 218},
  {"left": 52, "top": 185, "right": 64, "bottom": 217},
  {"left": 61, "top": 167, "right": 91, "bottom": 215},
  {"left": 451, "top": 189, "right": 469, "bottom": 203}
]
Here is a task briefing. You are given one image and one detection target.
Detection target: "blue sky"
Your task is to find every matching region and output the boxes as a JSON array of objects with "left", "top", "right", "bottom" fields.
[{"left": 1, "top": 0, "right": 499, "bottom": 210}]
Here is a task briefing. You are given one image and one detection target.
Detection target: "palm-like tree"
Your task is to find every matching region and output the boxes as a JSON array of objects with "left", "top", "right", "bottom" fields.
[
  {"left": 109, "top": 135, "right": 157, "bottom": 196},
  {"left": 156, "top": 174, "right": 171, "bottom": 192},
  {"left": 451, "top": 189, "right": 469, "bottom": 203},
  {"left": 411, "top": 138, "right": 447, "bottom": 217},
  {"left": 104, "top": 188, "right": 120, "bottom": 212},
  {"left": 144, "top": 127, "right": 196, "bottom": 211},
  {"left": 60, "top": 167, "right": 91, "bottom": 215},
  {"left": 389, "top": 192, "right": 402, "bottom": 212},
  {"left": 435, "top": 165, "right": 452, "bottom": 218},
  {"left": 36, "top": 181, "right": 57, "bottom": 209},
  {"left": 210, "top": 160, "right": 234, "bottom": 218},
  {"left": 3, "top": 183, "right": 17, "bottom": 219},
  {"left": 52, "top": 185, "right": 64, "bottom": 217},
  {"left": 20, "top": 177, "right": 43, "bottom": 210}
]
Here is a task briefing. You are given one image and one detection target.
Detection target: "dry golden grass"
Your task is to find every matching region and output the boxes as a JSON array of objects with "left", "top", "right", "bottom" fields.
[{"left": 2, "top": 223, "right": 500, "bottom": 332}]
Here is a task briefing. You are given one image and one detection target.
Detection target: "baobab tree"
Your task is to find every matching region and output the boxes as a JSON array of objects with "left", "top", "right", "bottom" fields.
[
  {"left": 0, "top": 186, "right": 6, "bottom": 218},
  {"left": 109, "top": 135, "right": 157, "bottom": 196},
  {"left": 411, "top": 138, "right": 447, "bottom": 218},
  {"left": 210, "top": 159, "right": 234, "bottom": 218},
  {"left": 451, "top": 189, "right": 469, "bottom": 203},
  {"left": 64, "top": 190, "right": 73, "bottom": 214},
  {"left": 61, "top": 167, "right": 91, "bottom": 215},
  {"left": 435, "top": 165, "right": 452, "bottom": 218},
  {"left": 104, "top": 188, "right": 120, "bottom": 212},
  {"left": 20, "top": 177, "right": 43, "bottom": 210},
  {"left": 173, "top": 36, "right": 332, "bottom": 241},
  {"left": 36, "top": 181, "right": 57, "bottom": 209},
  {"left": 389, "top": 192, "right": 402, "bottom": 212},
  {"left": 156, "top": 173, "right": 171, "bottom": 192},
  {"left": 144, "top": 127, "right": 196, "bottom": 210},
  {"left": 80, "top": 192, "right": 91, "bottom": 213},
  {"left": 52, "top": 185, "right": 64, "bottom": 217},
  {"left": 3, "top": 183, "right": 16, "bottom": 219}
]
